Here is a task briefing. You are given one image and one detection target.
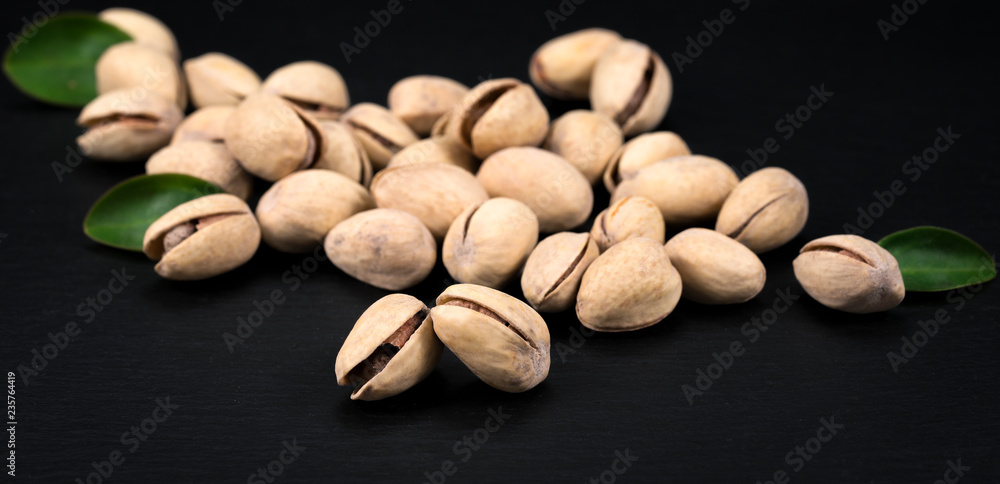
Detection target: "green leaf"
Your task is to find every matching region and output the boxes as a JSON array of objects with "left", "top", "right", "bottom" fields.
[
  {"left": 3, "top": 13, "right": 131, "bottom": 107},
  {"left": 878, "top": 226, "right": 996, "bottom": 292},
  {"left": 84, "top": 174, "right": 225, "bottom": 252}
]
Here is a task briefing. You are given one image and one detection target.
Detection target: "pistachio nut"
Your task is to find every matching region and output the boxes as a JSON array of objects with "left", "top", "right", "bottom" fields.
[
  {"left": 447, "top": 78, "right": 550, "bottom": 159},
  {"left": 590, "top": 39, "right": 672, "bottom": 136},
  {"left": 324, "top": 209, "right": 436, "bottom": 291},
  {"left": 431, "top": 284, "right": 550, "bottom": 393},
  {"left": 335, "top": 294, "right": 442, "bottom": 401},
  {"left": 146, "top": 141, "right": 253, "bottom": 200},
  {"left": 388, "top": 75, "right": 470, "bottom": 136},
  {"left": 76, "top": 89, "right": 182, "bottom": 161},
  {"left": 261, "top": 61, "right": 349, "bottom": 120},
  {"left": 256, "top": 169, "right": 374, "bottom": 253},
  {"left": 543, "top": 110, "right": 623, "bottom": 184},
  {"left": 576, "top": 237, "right": 682, "bottom": 332},
  {"left": 98, "top": 8, "right": 180, "bottom": 62},
  {"left": 95, "top": 41, "right": 186, "bottom": 109},
  {"left": 590, "top": 196, "right": 665, "bottom": 252},
  {"left": 387, "top": 137, "right": 478, "bottom": 173},
  {"left": 442, "top": 198, "right": 539, "bottom": 289},
  {"left": 521, "top": 232, "right": 600, "bottom": 313},
  {"left": 715, "top": 167, "right": 809, "bottom": 254},
  {"left": 603, "top": 131, "right": 691, "bottom": 193},
  {"left": 793, "top": 235, "right": 905, "bottom": 314},
  {"left": 142, "top": 194, "right": 260, "bottom": 280},
  {"left": 430, "top": 108, "right": 454, "bottom": 138},
  {"left": 477, "top": 147, "right": 593, "bottom": 233},
  {"left": 342, "top": 103, "right": 420, "bottom": 170},
  {"left": 171, "top": 105, "right": 233, "bottom": 144},
  {"left": 315, "top": 120, "right": 373, "bottom": 187},
  {"left": 225, "top": 92, "right": 325, "bottom": 181},
  {"left": 183, "top": 52, "right": 261, "bottom": 108},
  {"left": 529, "top": 28, "right": 622, "bottom": 100},
  {"left": 370, "top": 163, "right": 488, "bottom": 240},
  {"left": 612, "top": 155, "right": 738, "bottom": 226},
  {"left": 665, "top": 228, "right": 766, "bottom": 304}
]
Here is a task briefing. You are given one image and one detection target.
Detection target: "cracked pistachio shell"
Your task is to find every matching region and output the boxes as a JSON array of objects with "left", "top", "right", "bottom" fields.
[
  {"left": 370, "top": 163, "right": 488, "bottom": 240},
  {"left": 261, "top": 61, "right": 349, "bottom": 120},
  {"left": 388, "top": 75, "right": 470, "bottom": 136},
  {"left": 146, "top": 141, "right": 253, "bottom": 200},
  {"left": 576, "top": 237, "right": 682, "bottom": 332},
  {"left": 477, "top": 147, "right": 593, "bottom": 233},
  {"left": 315, "top": 120, "right": 373, "bottom": 187},
  {"left": 443, "top": 198, "right": 539, "bottom": 289},
  {"left": 256, "top": 170, "right": 374, "bottom": 253},
  {"left": 612, "top": 155, "right": 739, "bottom": 226},
  {"left": 335, "top": 294, "right": 442, "bottom": 401},
  {"left": 76, "top": 89, "right": 182, "bottom": 161},
  {"left": 430, "top": 108, "right": 454, "bottom": 138},
  {"left": 603, "top": 131, "right": 691, "bottom": 193},
  {"left": 142, "top": 194, "right": 260, "bottom": 280},
  {"left": 447, "top": 78, "right": 550, "bottom": 159},
  {"left": 793, "top": 235, "right": 905, "bottom": 314},
  {"left": 387, "top": 136, "right": 478, "bottom": 173},
  {"left": 225, "top": 92, "right": 325, "bottom": 182},
  {"left": 529, "top": 28, "right": 622, "bottom": 100},
  {"left": 324, "top": 209, "right": 436, "bottom": 291},
  {"left": 521, "top": 232, "right": 599, "bottom": 312},
  {"left": 590, "top": 39, "right": 672, "bottom": 137},
  {"left": 171, "top": 105, "right": 233, "bottom": 144},
  {"left": 543, "top": 110, "right": 623, "bottom": 184},
  {"left": 665, "top": 228, "right": 766, "bottom": 304},
  {"left": 590, "top": 196, "right": 665, "bottom": 252},
  {"left": 342, "top": 103, "right": 420, "bottom": 170},
  {"left": 183, "top": 52, "right": 261, "bottom": 108},
  {"left": 96, "top": 41, "right": 187, "bottom": 109},
  {"left": 715, "top": 167, "right": 809, "bottom": 254},
  {"left": 98, "top": 8, "right": 180, "bottom": 62},
  {"left": 432, "top": 284, "right": 550, "bottom": 393}
]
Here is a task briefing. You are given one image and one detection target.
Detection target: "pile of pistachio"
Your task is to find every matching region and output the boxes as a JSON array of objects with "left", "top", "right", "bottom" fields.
[{"left": 77, "top": 13, "right": 905, "bottom": 400}]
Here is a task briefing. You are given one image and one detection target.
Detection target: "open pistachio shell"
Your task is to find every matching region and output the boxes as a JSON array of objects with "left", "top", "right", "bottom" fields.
[
  {"left": 590, "top": 195, "right": 665, "bottom": 252},
  {"left": 315, "top": 120, "right": 373, "bottom": 187},
  {"left": 603, "top": 131, "right": 691, "bottom": 193},
  {"left": 76, "top": 89, "right": 182, "bottom": 162},
  {"left": 715, "top": 167, "right": 809, "bottom": 254},
  {"left": 521, "top": 232, "right": 600, "bottom": 313},
  {"left": 262, "top": 61, "right": 349, "bottom": 120},
  {"left": 529, "top": 28, "right": 622, "bottom": 100},
  {"left": 388, "top": 75, "right": 469, "bottom": 136},
  {"left": 590, "top": 39, "right": 671, "bottom": 136},
  {"left": 793, "top": 235, "right": 905, "bottom": 313},
  {"left": 225, "top": 92, "right": 326, "bottom": 182},
  {"left": 184, "top": 52, "right": 261, "bottom": 108},
  {"left": 447, "top": 78, "right": 549, "bottom": 159},
  {"left": 442, "top": 198, "right": 539, "bottom": 289},
  {"left": 342, "top": 103, "right": 419, "bottom": 170}
]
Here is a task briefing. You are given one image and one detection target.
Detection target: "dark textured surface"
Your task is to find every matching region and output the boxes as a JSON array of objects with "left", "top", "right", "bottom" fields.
[{"left": 1, "top": 1, "right": 998, "bottom": 483}]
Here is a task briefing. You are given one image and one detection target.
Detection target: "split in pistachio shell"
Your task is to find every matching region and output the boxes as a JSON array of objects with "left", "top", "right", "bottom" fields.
[
  {"left": 590, "top": 195, "right": 665, "bottom": 252},
  {"left": 324, "top": 209, "right": 436, "bottom": 291},
  {"left": 342, "top": 103, "right": 420, "bottom": 170},
  {"left": 529, "top": 28, "right": 623, "bottom": 100},
  {"left": 335, "top": 294, "right": 442, "bottom": 401},
  {"left": 603, "top": 131, "right": 691, "bottom": 193},
  {"left": 575, "top": 237, "right": 682, "bottom": 332},
  {"left": 443, "top": 198, "right": 540, "bottom": 289},
  {"left": 369, "top": 163, "right": 488, "bottom": 240},
  {"left": 96, "top": 41, "right": 187, "bottom": 109},
  {"left": 430, "top": 108, "right": 455, "bottom": 138},
  {"left": 255, "top": 169, "right": 374, "bottom": 253},
  {"left": 146, "top": 141, "right": 253, "bottom": 200},
  {"left": 590, "top": 39, "right": 672, "bottom": 136},
  {"left": 261, "top": 61, "right": 349, "bottom": 120},
  {"left": 665, "top": 228, "right": 766, "bottom": 304},
  {"left": 315, "top": 120, "right": 373, "bottom": 187},
  {"left": 447, "top": 78, "right": 550, "bottom": 159},
  {"left": 387, "top": 137, "right": 478, "bottom": 173},
  {"left": 142, "top": 194, "right": 260, "bottom": 280},
  {"left": 611, "top": 155, "right": 739, "bottom": 226},
  {"left": 432, "top": 284, "right": 550, "bottom": 393},
  {"left": 76, "top": 89, "right": 183, "bottom": 162},
  {"left": 521, "top": 232, "right": 600, "bottom": 313},
  {"left": 543, "top": 110, "right": 623, "bottom": 184},
  {"left": 225, "top": 92, "right": 326, "bottom": 182},
  {"left": 793, "top": 235, "right": 905, "bottom": 314},
  {"left": 171, "top": 105, "right": 234, "bottom": 145},
  {"left": 388, "top": 75, "right": 470, "bottom": 136},
  {"left": 715, "top": 167, "right": 809, "bottom": 254},
  {"left": 98, "top": 8, "right": 180, "bottom": 62},
  {"left": 184, "top": 52, "right": 261, "bottom": 108}
]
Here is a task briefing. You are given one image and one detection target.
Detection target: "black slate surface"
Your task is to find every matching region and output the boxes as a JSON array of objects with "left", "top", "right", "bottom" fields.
[{"left": 1, "top": 1, "right": 998, "bottom": 483}]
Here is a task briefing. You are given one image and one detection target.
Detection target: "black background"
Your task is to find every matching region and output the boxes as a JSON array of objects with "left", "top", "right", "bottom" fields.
[{"left": 2, "top": 0, "right": 999, "bottom": 483}]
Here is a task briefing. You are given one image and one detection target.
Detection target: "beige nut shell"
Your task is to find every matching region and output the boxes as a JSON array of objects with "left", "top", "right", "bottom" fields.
[
  {"left": 387, "top": 137, "right": 478, "bottom": 173},
  {"left": 448, "top": 78, "right": 550, "bottom": 159},
  {"left": 388, "top": 75, "right": 470, "bottom": 136},
  {"left": 590, "top": 196, "right": 665, "bottom": 252},
  {"left": 342, "top": 103, "right": 420, "bottom": 170},
  {"left": 96, "top": 42, "right": 187, "bottom": 109},
  {"left": 521, "top": 232, "right": 600, "bottom": 313},
  {"left": 442, "top": 198, "right": 540, "bottom": 289},
  {"left": 76, "top": 89, "right": 182, "bottom": 162},
  {"left": 603, "top": 131, "right": 691, "bottom": 193},
  {"left": 665, "top": 228, "right": 766, "bottom": 304},
  {"left": 543, "top": 110, "right": 623, "bottom": 184},
  {"left": 225, "top": 92, "right": 324, "bottom": 182},
  {"left": 370, "top": 163, "right": 488, "bottom": 240},
  {"left": 793, "top": 235, "right": 905, "bottom": 314},
  {"left": 529, "top": 28, "right": 622, "bottom": 100},
  {"left": 98, "top": 8, "right": 180, "bottom": 62},
  {"left": 315, "top": 120, "right": 373, "bottom": 187},
  {"left": 261, "top": 61, "right": 350, "bottom": 119},
  {"left": 590, "top": 39, "right": 672, "bottom": 136},
  {"left": 716, "top": 167, "right": 809, "bottom": 254},
  {"left": 146, "top": 141, "right": 253, "bottom": 200},
  {"left": 612, "top": 155, "right": 738, "bottom": 226},
  {"left": 183, "top": 52, "right": 261, "bottom": 108},
  {"left": 171, "top": 105, "right": 234, "bottom": 144}
]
